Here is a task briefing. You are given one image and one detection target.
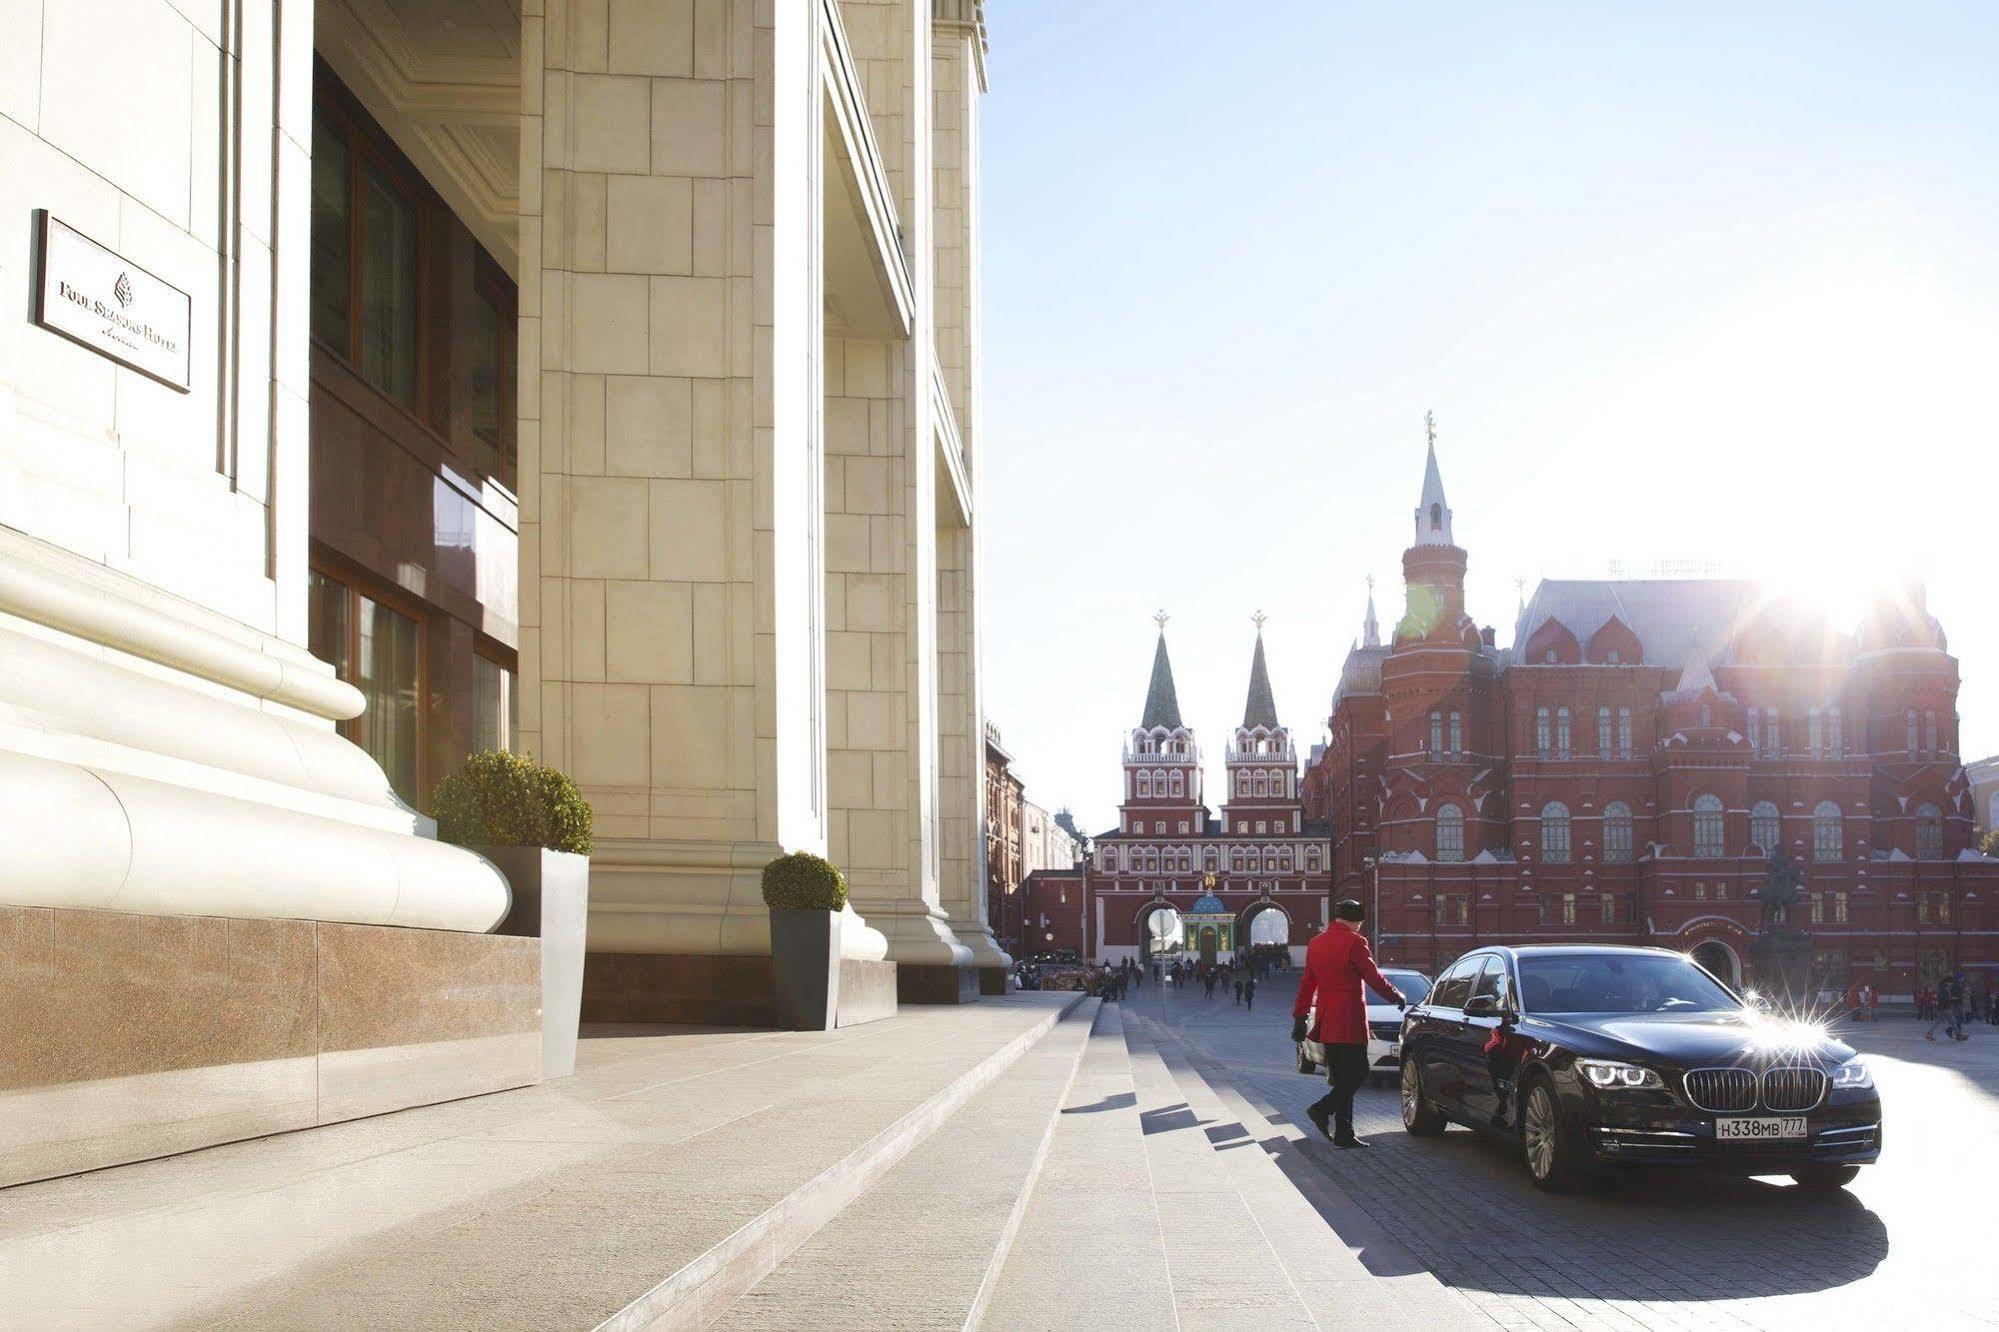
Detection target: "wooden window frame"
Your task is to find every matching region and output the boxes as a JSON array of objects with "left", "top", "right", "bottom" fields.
[
  {"left": 312, "top": 69, "right": 436, "bottom": 426},
  {"left": 471, "top": 252, "right": 518, "bottom": 492},
  {"left": 311, "top": 555, "right": 430, "bottom": 803}
]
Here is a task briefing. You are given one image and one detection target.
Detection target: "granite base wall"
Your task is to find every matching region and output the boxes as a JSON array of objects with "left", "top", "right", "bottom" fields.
[
  {"left": 0, "top": 905, "right": 540, "bottom": 1189},
  {"left": 898, "top": 962, "right": 982, "bottom": 1005}
]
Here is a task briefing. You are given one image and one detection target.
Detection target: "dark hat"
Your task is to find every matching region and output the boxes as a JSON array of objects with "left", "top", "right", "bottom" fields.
[{"left": 1333, "top": 898, "right": 1366, "bottom": 922}]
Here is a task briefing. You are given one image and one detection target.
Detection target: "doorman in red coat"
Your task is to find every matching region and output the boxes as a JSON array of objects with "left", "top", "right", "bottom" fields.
[{"left": 1291, "top": 900, "right": 1405, "bottom": 1147}]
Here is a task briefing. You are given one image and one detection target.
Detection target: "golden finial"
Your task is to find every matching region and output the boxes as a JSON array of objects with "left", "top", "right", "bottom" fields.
[
  {"left": 1426, "top": 410, "right": 1437, "bottom": 449},
  {"left": 1251, "top": 609, "right": 1268, "bottom": 634},
  {"left": 1153, "top": 609, "right": 1170, "bottom": 632}
]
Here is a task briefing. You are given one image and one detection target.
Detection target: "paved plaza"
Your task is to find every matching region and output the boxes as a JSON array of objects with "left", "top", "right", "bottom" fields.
[{"left": 1132, "top": 972, "right": 1999, "bottom": 1331}]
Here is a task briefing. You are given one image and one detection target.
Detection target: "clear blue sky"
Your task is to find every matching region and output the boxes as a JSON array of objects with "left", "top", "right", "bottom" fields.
[{"left": 977, "top": 1, "right": 1999, "bottom": 833}]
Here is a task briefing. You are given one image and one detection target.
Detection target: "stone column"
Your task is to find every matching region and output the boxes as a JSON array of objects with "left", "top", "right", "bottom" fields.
[
  {"left": 521, "top": 0, "right": 887, "bottom": 1023},
  {"left": 822, "top": 0, "right": 976, "bottom": 999},
  {"left": 927, "top": 4, "right": 1008, "bottom": 982}
]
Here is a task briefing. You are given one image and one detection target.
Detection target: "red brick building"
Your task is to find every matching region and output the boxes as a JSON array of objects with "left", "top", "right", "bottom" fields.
[
  {"left": 1303, "top": 439, "right": 1997, "bottom": 1000},
  {"left": 1022, "top": 621, "right": 1334, "bottom": 965}
]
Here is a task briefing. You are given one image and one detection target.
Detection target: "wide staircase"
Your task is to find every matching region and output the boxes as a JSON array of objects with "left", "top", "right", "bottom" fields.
[
  {"left": 1, "top": 992, "right": 1474, "bottom": 1330},
  {"left": 710, "top": 998, "right": 1471, "bottom": 1331}
]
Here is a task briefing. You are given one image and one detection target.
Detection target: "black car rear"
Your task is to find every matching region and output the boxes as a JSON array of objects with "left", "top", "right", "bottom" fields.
[{"left": 1398, "top": 944, "right": 1883, "bottom": 1191}]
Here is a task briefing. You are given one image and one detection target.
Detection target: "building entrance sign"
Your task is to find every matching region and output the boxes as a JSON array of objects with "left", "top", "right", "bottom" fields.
[{"left": 32, "top": 213, "right": 191, "bottom": 391}]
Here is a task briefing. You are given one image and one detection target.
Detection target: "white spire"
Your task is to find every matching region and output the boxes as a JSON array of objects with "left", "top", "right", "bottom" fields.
[
  {"left": 1413, "top": 411, "right": 1454, "bottom": 547},
  {"left": 1676, "top": 643, "right": 1716, "bottom": 695},
  {"left": 1362, "top": 575, "right": 1380, "bottom": 648}
]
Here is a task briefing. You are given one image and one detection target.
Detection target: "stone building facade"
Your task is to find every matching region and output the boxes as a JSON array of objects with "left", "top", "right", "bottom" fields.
[
  {"left": 0, "top": 0, "right": 1008, "bottom": 1187},
  {"left": 1304, "top": 438, "right": 1999, "bottom": 1000}
]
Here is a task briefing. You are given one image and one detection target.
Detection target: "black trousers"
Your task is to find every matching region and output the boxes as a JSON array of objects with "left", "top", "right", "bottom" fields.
[{"left": 1308, "top": 1043, "right": 1370, "bottom": 1140}]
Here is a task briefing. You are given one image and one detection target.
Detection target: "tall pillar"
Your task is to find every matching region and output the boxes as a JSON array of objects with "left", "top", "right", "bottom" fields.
[{"left": 521, "top": 0, "right": 887, "bottom": 1023}]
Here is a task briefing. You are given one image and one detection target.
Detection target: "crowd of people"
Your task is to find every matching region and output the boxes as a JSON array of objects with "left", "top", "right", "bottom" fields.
[
  {"left": 1917, "top": 972, "right": 1997, "bottom": 1040},
  {"left": 1012, "top": 948, "right": 1294, "bottom": 1002}
]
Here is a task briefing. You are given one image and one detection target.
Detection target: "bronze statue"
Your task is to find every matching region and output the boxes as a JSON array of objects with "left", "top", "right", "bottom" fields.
[{"left": 1759, "top": 850, "right": 1805, "bottom": 930}]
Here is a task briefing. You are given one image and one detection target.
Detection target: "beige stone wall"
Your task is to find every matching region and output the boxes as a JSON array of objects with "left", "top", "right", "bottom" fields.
[{"left": 0, "top": 0, "right": 311, "bottom": 638}]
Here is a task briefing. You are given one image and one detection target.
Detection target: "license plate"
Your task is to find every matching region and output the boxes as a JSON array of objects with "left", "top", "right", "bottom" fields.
[{"left": 1716, "top": 1116, "right": 1807, "bottom": 1141}]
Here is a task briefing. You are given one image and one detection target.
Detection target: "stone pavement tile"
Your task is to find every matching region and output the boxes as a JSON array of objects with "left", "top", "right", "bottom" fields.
[
  {"left": 713, "top": 1001, "right": 1101, "bottom": 1330},
  {"left": 984, "top": 1004, "right": 1177, "bottom": 1332},
  {"left": 0, "top": 994, "right": 1080, "bottom": 1330}
]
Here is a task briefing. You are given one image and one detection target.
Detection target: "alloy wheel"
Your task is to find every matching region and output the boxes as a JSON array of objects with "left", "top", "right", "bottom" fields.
[
  {"left": 1524, "top": 1085, "right": 1558, "bottom": 1181},
  {"left": 1401, "top": 1059, "right": 1421, "bottom": 1126}
]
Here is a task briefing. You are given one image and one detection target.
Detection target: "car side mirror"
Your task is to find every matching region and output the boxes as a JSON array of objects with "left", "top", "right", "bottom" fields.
[{"left": 1464, "top": 994, "right": 1500, "bottom": 1018}]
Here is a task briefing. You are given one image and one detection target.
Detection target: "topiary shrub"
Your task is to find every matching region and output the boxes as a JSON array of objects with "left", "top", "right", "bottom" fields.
[
  {"left": 761, "top": 851, "right": 848, "bottom": 911},
  {"left": 433, "top": 750, "right": 595, "bottom": 855}
]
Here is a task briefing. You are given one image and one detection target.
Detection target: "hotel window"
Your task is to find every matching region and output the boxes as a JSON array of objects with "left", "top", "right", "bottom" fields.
[
  {"left": 1535, "top": 707, "right": 1550, "bottom": 757},
  {"left": 1919, "top": 891, "right": 1951, "bottom": 926},
  {"left": 1809, "top": 892, "right": 1823, "bottom": 925},
  {"left": 1434, "top": 894, "right": 1468, "bottom": 926},
  {"left": 1831, "top": 891, "right": 1848, "bottom": 924},
  {"left": 1714, "top": 881, "right": 1727, "bottom": 900},
  {"left": 1617, "top": 706, "right": 1632, "bottom": 758},
  {"left": 1539, "top": 893, "right": 1576, "bottom": 925},
  {"left": 1694, "top": 882, "right": 1708, "bottom": 900},
  {"left": 1750, "top": 801, "right": 1781, "bottom": 854},
  {"left": 1603, "top": 802, "right": 1633, "bottom": 863},
  {"left": 1540, "top": 802, "right": 1572, "bottom": 863},
  {"left": 309, "top": 568, "right": 423, "bottom": 807},
  {"left": 1692, "top": 793, "right": 1724, "bottom": 859},
  {"left": 1556, "top": 706, "right": 1572, "bottom": 757},
  {"left": 1915, "top": 803, "right": 1944, "bottom": 860},
  {"left": 1813, "top": 800, "right": 1843, "bottom": 862},
  {"left": 1597, "top": 705, "right": 1611, "bottom": 759},
  {"left": 1449, "top": 710, "right": 1462, "bottom": 758},
  {"left": 468, "top": 261, "right": 517, "bottom": 489},
  {"left": 473, "top": 650, "right": 517, "bottom": 754},
  {"left": 311, "top": 95, "right": 425, "bottom": 412},
  {"left": 1436, "top": 803, "right": 1465, "bottom": 862},
  {"left": 1601, "top": 894, "right": 1623, "bottom": 925}
]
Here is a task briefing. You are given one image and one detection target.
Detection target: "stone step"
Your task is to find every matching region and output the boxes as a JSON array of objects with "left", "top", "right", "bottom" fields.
[
  {"left": 0, "top": 994, "right": 1086, "bottom": 1331},
  {"left": 979, "top": 1002, "right": 1178, "bottom": 1330},
  {"left": 1122, "top": 1006, "right": 1476, "bottom": 1330},
  {"left": 709, "top": 999, "right": 1102, "bottom": 1331}
]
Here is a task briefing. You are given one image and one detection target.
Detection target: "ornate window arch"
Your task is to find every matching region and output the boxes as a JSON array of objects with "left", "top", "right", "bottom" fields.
[
  {"left": 1540, "top": 802, "right": 1572, "bottom": 863},
  {"left": 1135, "top": 771, "right": 1152, "bottom": 798},
  {"left": 1915, "top": 803, "right": 1944, "bottom": 860},
  {"left": 1603, "top": 802, "right": 1633, "bottom": 863},
  {"left": 1436, "top": 803, "right": 1465, "bottom": 862},
  {"left": 1692, "top": 793, "right": 1724, "bottom": 859},
  {"left": 1168, "top": 771, "right": 1184, "bottom": 797},
  {"left": 1813, "top": 800, "right": 1843, "bottom": 862},
  {"left": 1535, "top": 707, "right": 1551, "bottom": 757},
  {"left": 1556, "top": 706, "right": 1572, "bottom": 757},
  {"left": 1750, "top": 801, "right": 1780, "bottom": 854}
]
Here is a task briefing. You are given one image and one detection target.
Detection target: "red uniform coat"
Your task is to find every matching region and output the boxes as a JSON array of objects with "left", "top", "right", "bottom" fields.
[{"left": 1292, "top": 926, "right": 1404, "bottom": 1046}]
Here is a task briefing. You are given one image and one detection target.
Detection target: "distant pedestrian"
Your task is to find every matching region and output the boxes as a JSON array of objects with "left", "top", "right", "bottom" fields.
[
  {"left": 1244, "top": 976, "right": 1257, "bottom": 1012},
  {"left": 1233, "top": 979, "right": 1243, "bottom": 1006}
]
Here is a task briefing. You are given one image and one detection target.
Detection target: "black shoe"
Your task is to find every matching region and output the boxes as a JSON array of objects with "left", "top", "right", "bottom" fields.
[
  {"left": 1307, "top": 1106, "right": 1332, "bottom": 1140},
  {"left": 1332, "top": 1134, "right": 1367, "bottom": 1149}
]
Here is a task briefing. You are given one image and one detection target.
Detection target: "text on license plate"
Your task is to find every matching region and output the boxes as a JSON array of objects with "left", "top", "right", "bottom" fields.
[{"left": 1716, "top": 1116, "right": 1807, "bottom": 1140}]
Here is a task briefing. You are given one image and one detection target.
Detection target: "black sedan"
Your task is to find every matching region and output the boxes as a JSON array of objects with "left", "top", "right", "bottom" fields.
[{"left": 1397, "top": 945, "right": 1882, "bottom": 1192}]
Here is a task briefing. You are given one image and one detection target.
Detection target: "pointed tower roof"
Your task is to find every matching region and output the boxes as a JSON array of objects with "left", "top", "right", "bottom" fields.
[
  {"left": 1242, "top": 618, "right": 1279, "bottom": 729},
  {"left": 1675, "top": 643, "right": 1717, "bottom": 696},
  {"left": 1362, "top": 576, "right": 1381, "bottom": 649},
  {"left": 1141, "top": 626, "right": 1183, "bottom": 729},
  {"left": 1412, "top": 412, "right": 1455, "bottom": 548}
]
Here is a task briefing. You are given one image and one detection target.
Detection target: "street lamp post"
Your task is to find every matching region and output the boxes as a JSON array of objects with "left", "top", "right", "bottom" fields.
[{"left": 1363, "top": 855, "right": 1381, "bottom": 955}]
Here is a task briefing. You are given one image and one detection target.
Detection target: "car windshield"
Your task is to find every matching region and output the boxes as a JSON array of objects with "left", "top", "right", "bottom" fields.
[
  {"left": 1517, "top": 954, "right": 1739, "bottom": 1015},
  {"left": 1382, "top": 971, "right": 1431, "bottom": 1003}
]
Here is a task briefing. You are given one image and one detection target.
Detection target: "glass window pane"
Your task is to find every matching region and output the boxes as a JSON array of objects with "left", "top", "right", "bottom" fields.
[
  {"left": 474, "top": 655, "right": 513, "bottom": 755},
  {"left": 307, "top": 569, "right": 350, "bottom": 677},
  {"left": 310, "top": 118, "right": 351, "bottom": 352},
  {"left": 360, "top": 164, "right": 420, "bottom": 408},
  {"left": 358, "top": 595, "right": 421, "bottom": 806},
  {"left": 468, "top": 282, "right": 504, "bottom": 480}
]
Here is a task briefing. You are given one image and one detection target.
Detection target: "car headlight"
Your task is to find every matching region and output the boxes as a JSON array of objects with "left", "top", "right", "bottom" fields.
[
  {"left": 1576, "top": 1058, "right": 1664, "bottom": 1090},
  {"left": 1831, "top": 1057, "right": 1874, "bottom": 1091}
]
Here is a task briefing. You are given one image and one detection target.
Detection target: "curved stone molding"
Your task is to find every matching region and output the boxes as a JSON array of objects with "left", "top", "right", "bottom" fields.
[
  {"left": 0, "top": 527, "right": 363, "bottom": 722},
  {"left": 0, "top": 750, "right": 507, "bottom": 932}
]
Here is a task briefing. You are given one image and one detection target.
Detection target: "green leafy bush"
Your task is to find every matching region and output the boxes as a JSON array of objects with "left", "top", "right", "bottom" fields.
[
  {"left": 761, "top": 851, "right": 848, "bottom": 911},
  {"left": 433, "top": 750, "right": 594, "bottom": 855}
]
